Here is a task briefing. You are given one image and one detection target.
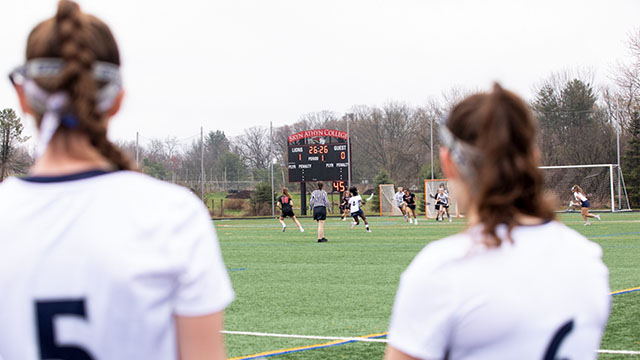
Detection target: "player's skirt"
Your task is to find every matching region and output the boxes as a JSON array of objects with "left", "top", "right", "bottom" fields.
[
  {"left": 281, "top": 208, "right": 295, "bottom": 218},
  {"left": 580, "top": 200, "right": 591, "bottom": 208},
  {"left": 313, "top": 206, "right": 327, "bottom": 221},
  {"left": 407, "top": 204, "right": 416, "bottom": 210},
  {"left": 435, "top": 201, "right": 441, "bottom": 210},
  {"left": 351, "top": 209, "right": 364, "bottom": 218}
]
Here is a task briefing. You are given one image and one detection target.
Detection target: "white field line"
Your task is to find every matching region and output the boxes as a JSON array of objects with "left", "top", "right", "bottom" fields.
[
  {"left": 597, "top": 350, "right": 640, "bottom": 355},
  {"left": 223, "top": 331, "right": 640, "bottom": 354},
  {"left": 222, "top": 330, "right": 387, "bottom": 343}
]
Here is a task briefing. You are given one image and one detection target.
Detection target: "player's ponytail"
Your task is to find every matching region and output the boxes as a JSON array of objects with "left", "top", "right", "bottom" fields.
[
  {"left": 443, "top": 83, "right": 555, "bottom": 247},
  {"left": 283, "top": 188, "right": 292, "bottom": 199},
  {"left": 25, "top": 0, "right": 133, "bottom": 170},
  {"left": 572, "top": 185, "right": 585, "bottom": 195}
]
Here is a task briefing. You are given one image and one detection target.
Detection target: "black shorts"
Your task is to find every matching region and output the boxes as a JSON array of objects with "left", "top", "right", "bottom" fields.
[
  {"left": 313, "top": 206, "right": 327, "bottom": 221},
  {"left": 351, "top": 209, "right": 364, "bottom": 218},
  {"left": 441, "top": 204, "right": 449, "bottom": 209},
  {"left": 407, "top": 204, "right": 416, "bottom": 210},
  {"left": 281, "top": 208, "right": 295, "bottom": 218}
]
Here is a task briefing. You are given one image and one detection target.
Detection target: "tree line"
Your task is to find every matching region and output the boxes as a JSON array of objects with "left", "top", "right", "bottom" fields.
[{"left": 1, "top": 30, "right": 638, "bottom": 206}]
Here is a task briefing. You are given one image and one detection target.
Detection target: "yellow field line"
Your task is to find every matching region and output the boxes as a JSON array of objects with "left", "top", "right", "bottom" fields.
[
  {"left": 610, "top": 286, "right": 640, "bottom": 296},
  {"left": 227, "top": 332, "right": 387, "bottom": 360}
]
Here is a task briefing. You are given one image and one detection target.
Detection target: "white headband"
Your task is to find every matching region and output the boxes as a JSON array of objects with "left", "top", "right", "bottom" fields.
[
  {"left": 439, "top": 116, "right": 482, "bottom": 178},
  {"left": 13, "top": 58, "right": 122, "bottom": 158}
]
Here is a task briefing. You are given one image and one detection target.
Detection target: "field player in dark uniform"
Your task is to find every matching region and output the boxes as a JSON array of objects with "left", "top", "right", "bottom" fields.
[
  {"left": 403, "top": 189, "right": 418, "bottom": 225},
  {"left": 277, "top": 188, "right": 304, "bottom": 232},
  {"left": 340, "top": 190, "right": 351, "bottom": 221}
]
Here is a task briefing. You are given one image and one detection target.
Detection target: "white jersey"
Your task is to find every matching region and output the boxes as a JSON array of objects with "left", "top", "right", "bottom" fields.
[
  {"left": 574, "top": 192, "right": 588, "bottom": 202},
  {"left": 349, "top": 195, "right": 363, "bottom": 213},
  {"left": 0, "top": 171, "right": 234, "bottom": 360},
  {"left": 395, "top": 191, "right": 405, "bottom": 206},
  {"left": 388, "top": 221, "right": 610, "bottom": 360},
  {"left": 436, "top": 192, "right": 449, "bottom": 205}
]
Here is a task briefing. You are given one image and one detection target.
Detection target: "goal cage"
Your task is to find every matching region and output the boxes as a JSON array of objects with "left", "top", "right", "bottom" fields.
[
  {"left": 424, "top": 179, "right": 460, "bottom": 219},
  {"left": 539, "top": 164, "right": 631, "bottom": 212},
  {"left": 379, "top": 184, "right": 404, "bottom": 216}
]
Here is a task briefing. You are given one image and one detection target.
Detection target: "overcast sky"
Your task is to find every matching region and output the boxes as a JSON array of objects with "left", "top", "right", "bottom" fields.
[{"left": 1, "top": 0, "right": 639, "bottom": 146}]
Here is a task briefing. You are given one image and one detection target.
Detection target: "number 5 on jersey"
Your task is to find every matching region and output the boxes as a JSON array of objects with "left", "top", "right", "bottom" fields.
[{"left": 36, "top": 299, "right": 95, "bottom": 360}]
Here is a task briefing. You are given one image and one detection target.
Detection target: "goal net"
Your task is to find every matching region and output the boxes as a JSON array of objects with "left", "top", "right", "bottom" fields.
[
  {"left": 539, "top": 164, "right": 631, "bottom": 212},
  {"left": 424, "top": 179, "right": 459, "bottom": 219},
  {"left": 379, "top": 184, "right": 403, "bottom": 216}
]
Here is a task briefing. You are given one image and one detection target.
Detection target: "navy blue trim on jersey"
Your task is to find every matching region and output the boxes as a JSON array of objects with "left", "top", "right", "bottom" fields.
[{"left": 20, "top": 169, "right": 113, "bottom": 183}]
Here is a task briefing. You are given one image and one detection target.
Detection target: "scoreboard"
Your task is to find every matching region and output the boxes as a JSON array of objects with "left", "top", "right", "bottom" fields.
[{"left": 287, "top": 143, "right": 350, "bottom": 182}]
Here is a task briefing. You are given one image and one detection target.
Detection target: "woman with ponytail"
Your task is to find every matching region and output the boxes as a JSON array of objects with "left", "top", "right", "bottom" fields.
[
  {"left": 571, "top": 184, "right": 601, "bottom": 226},
  {"left": 277, "top": 188, "right": 304, "bottom": 232},
  {"left": 0, "top": 2, "right": 233, "bottom": 359},
  {"left": 385, "top": 84, "right": 610, "bottom": 360}
]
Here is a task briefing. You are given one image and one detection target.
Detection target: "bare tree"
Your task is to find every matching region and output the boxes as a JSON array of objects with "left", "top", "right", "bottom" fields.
[
  {"left": 0, "top": 109, "right": 30, "bottom": 181},
  {"left": 238, "top": 126, "right": 270, "bottom": 170}
]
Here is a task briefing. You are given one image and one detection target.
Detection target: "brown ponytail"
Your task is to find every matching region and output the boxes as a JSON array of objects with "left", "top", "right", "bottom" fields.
[
  {"left": 283, "top": 188, "right": 292, "bottom": 199},
  {"left": 446, "top": 83, "right": 555, "bottom": 247},
  {"left": 26, "top": 0, "right": 133, "bottom": 170}
]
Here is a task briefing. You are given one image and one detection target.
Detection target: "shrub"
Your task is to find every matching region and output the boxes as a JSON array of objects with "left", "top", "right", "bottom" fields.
[
  {"left": 248, "top": 182, "right": 273, "bottom": 216},
  {"left": 225, "top": 198, "right": 246, "bottom": 210}
]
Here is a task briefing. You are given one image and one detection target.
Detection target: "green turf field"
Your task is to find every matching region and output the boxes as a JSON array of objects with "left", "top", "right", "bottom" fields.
[{"left": 217, "top": 212, "right": 640, "bottom": 359}]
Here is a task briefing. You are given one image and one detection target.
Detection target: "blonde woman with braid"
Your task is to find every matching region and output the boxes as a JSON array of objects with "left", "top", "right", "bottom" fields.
[
  {"left": 0, "top": 2, "right": 233, "bottom": 359},
  {"left": 571, "top": 185, "right": 601, "bottom": 226},
  {"left": 386, "top": 84, "right": 609, "bottom": 360}
]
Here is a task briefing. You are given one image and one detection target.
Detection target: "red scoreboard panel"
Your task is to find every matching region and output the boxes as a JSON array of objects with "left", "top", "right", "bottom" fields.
[{"left": 287, "top": 143, "right": 349, "bottom": 182}]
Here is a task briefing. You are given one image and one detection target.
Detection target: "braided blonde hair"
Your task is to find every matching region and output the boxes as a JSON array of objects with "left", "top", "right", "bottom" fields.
[{"left": 26, "top": 0, "right": 133, "bottom": 170}]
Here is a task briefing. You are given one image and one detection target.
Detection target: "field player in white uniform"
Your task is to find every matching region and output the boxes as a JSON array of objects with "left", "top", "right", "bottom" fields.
[
  {"left": 395, "top": 186, "right": 408, "bottom": 222},
  {"left": 348, "top": 187, "right": 371, "bottom": 232},
  {"left": 0, "top": 2, "right": 234, "bottom": 359},
  {"left": 385, "top": 84, "right": 610, "bottom": 360}
]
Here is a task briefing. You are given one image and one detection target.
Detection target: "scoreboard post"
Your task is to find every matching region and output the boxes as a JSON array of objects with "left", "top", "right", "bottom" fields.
[{"left": 287, "top": 129, "right": 351, "bottom": 215}]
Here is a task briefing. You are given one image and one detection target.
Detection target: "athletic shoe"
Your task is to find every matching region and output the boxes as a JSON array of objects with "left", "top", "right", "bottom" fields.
[
  {"left": 584, "top": 222, "right": 591, "bottom": 226},
  {"left": 300, "top": 228, "right": 305, "bottom": 232},
  {"left": 449, "top": 217, "right": 452, "bottom": 223},
  {"left": 409, "top": 218, "right": 413, "bottom": 224},
  {"left": 282, "top": 225, "right": 286, "bottom": 232},
  {"left": 595, "top": 215, "right": 601, "bottom": 221},
  {"left": 351, "top": 222, "right": 357, "bottom": 229},
  {"left": 366, "top": 229, "right": 371, "bottom": 233},
  {"left": 414, "top": 219, "right": 418, "bottom": 225},
  {"left": 342, "top": 218, "right": 346, "bottom": 221},
  {"left": 318, "top": 238, "right": 328, "bottom": 242}
]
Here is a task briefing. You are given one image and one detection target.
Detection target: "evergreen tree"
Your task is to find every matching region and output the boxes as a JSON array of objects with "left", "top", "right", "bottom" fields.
[
  {"left": 372, "top": 169, "right": 394, "bottom": 210},
  {"left": 532, "top": 85, "right": 561, "bottom": 165},
  {"left": 623, "top": 111, "right": 640, "bottom": 208},
  {"left": 249, "top": 181, "right": 272, "bottom": 215}
]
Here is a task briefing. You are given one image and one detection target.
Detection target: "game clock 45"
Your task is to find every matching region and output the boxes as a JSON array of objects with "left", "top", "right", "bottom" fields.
[{"left": 287, "top": 143, "right": 349, "bottom": 182}]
